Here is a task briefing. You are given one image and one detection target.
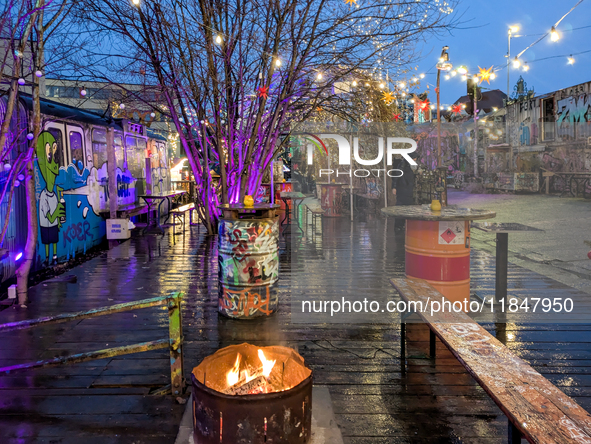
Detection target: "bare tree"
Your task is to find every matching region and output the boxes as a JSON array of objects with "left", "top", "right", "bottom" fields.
[
  {"left": 68, "top": 0, "right": 458, "bottom": 234},
  {"left": 0, "top": 0, "right": 70, "bottom": 305}
]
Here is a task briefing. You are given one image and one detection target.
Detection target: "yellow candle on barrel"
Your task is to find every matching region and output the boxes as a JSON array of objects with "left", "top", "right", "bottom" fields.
[{"left": 244, "top": 195, "right": 254, "bottom": 207}]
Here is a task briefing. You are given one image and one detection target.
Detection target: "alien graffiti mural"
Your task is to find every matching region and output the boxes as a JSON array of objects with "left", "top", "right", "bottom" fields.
[{"left": 34, "top": 130, "right": 105, "bottom": 266}]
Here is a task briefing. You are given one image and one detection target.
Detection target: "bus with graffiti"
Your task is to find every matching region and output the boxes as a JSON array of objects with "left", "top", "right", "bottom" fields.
[{"left": 0, "top": 94, "right": 170, "bottom": 283}]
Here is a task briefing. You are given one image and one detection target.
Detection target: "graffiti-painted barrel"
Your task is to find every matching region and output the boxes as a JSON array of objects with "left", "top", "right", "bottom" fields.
[
  {"left": 380, "top": 206, "right": 496, "bottom": 305},
  {"left": 218, "top": 216, "right": 279, "bottom": 319},
  {"left": 318, "top": 183, "right": 344, "bottom": 217},
  {"left": 405, "top": 220, "right": 471, "bottom": 304}
]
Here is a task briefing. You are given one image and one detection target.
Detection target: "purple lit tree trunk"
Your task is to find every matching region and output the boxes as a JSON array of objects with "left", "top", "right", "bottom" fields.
[{"left": 73, "top": 0, "right": 458, "bottom": 234}]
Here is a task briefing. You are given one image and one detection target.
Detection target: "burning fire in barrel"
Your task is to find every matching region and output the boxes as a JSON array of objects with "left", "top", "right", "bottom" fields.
[{"left": 192, "top": 344, "right": 312, "bottom": 443}]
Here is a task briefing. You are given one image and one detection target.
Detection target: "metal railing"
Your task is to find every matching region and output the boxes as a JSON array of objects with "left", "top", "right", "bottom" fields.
[{"left": 0, "top": 292, "right": 184, "bottom": 395}]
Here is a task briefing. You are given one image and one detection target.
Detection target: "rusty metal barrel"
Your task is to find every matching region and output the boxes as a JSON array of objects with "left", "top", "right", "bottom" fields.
[
  {"left": 405, "top": 219, "right": 471, "bottom": 304},
  {"left": 217, "top": 205, "right": 280, "bottom": 319}
]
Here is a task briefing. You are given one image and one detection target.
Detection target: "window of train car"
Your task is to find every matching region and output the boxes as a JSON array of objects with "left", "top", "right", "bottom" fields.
[
  {"left": 68, "top": 130, "right": 85, "bottom": 175},
  {"left": 91, "top": 128, "right": 108, "bottom": 168},
  {"left": 114, "top": 133, "right": 125, "bottom": 170},
  {"left": 125, "top": 135, "right": 147, "bottom": 178}
]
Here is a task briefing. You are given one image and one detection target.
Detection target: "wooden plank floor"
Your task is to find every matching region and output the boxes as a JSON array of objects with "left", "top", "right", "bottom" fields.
[{"left": 1, "top": 216, "right": 590, "bottom": 443}]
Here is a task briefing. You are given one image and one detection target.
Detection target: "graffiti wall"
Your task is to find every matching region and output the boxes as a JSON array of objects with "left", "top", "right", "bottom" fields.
[
  {"left": 506, "top": 81, "right": 591, "bottom": 194},
  {"left": 218, "top": 217, "right": 279, "bottom": 318}
]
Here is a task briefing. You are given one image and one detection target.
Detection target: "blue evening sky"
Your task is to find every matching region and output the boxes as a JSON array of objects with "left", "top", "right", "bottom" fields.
[{"left": 414, "top": 0, "right": 591, "bottom": 105}]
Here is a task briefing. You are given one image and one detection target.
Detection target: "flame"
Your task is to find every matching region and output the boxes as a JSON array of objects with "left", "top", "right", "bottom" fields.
[
  {"left": 227, "top": 354, "right": 241, "bottom": 387},
  {"left": 258, "top": 349, "right": 276, "bottom": 377}
]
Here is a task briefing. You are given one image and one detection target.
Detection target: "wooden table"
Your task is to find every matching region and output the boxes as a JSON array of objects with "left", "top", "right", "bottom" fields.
[
  {"left": 381, "top": 205, "right": 496, "bottom": 303},
  {"left": 279, "top": 191, "right": 306, "bottom": 235},
  {"left": 139, "top": 190, "right": 187, "bottom": 235}
]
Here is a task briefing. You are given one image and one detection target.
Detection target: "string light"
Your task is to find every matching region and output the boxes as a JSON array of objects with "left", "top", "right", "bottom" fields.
[
  {"left": 215, "top": 35, "right": 223, "bottom": 44},
  {"left": 317, "top": 73, "right": 323, "bottom": 80},
  {"left": 512, "top": 57, "right": 521, "bottom": 68},
  {"left": 398, "top": 82, "right": 406, "bottom": 88},
  {"left": 568, "top": 55, "right": 575, "bottom": 64},
  {"left": 451, "top": 70, "right": 457, "bottom": 77},
  {"left": 444, "top": 74, "right": 450, "bottom": 80},
  {"left": 379, "top": 82, "right": 385, "bottom": 88},
  {"left": 352, "top": 81, "right": 357, "bottom": 87},
  {"left": 419, "top": 73, "right": 425, "bottom": 79},
  {"left": 523, "top": 62, "right": 530, "bottom": 71},
  {"left": 461, "top": 74, "right": 467, "bottom": 81},
  {"left": 510, "top": 25, "right": 519, "bottom": 33},
  {"left": 131, "top": 0, "right": 140, "bottom": 5},
  {"left": 275, "top": 59, "right": 281, "bottom": 67},
  {"left": 550, "top": 26, "right": 560, "bottom": 42},
  {"left": 490, "top": 72, "right": 496, "bottom": 80},
  {"left": 457, "top": 66, "right": 468, "bottom": 74}
]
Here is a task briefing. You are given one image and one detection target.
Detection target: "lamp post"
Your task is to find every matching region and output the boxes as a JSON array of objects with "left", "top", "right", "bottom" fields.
[
  {"left": 506, "top": 26, "right": 520, "bottom": 145},
  {"left": 436, "top": 46, "right": 452, "bottom": 168},
  {"left": 436, "top": 46, "right": 452, "bottom": 206}
]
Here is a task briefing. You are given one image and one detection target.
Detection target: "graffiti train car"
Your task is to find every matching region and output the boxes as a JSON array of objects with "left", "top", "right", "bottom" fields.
[{"left": 0, "top": 94, "right": 170, "bottom": 283}]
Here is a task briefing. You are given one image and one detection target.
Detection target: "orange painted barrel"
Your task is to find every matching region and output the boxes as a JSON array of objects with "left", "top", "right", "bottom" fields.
[{"left": 405, "top": 219, "right": 470, "bottom": 304}]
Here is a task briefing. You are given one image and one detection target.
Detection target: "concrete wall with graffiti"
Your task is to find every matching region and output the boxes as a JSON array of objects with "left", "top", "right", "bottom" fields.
[{"left": 507, "top": 81, "right": 591, "bottom": 174}]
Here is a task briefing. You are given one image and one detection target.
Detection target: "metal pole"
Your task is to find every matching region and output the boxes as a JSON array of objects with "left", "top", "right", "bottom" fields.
[
  {"left": 437, "top": 70, "right": 442, "bottom": 169},
  {"left": 506, "top": 30, "right": 511, "bottom": 145},
  {"left": 495, "top": 232, "right": 509, "bottom": 303},
  {"left": 349, "top": 133, "right": 353, "bottom": 221},
  {"left": 473, "top": 81, "right": 479, "bottom": 178}
]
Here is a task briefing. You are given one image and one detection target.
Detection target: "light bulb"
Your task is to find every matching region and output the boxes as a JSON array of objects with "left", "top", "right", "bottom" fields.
[
  {"left": 379, "top": 83, "right": 385, "bottom": 88},
  {"left": 490, "top": 72, "right": 496, "bottom": 80},
  {"left": 457, "top": 66, "right": 468, "bottom": 75},
  {"left": 215, "top": 35, "right": 223, "bottom": 44},
  {"left": 26, "top": 133, "right": 34, "bottom": 140},
  {"left": 550, "top": 26, "right": 559, "bottom": 42},
  {"left": 461, "top": 75, "right": 467, "bottom": 81},
  {"left": 512, "top": 57, "right": 520, "bottom": 69},
  {"left": 444, "top": 75, "right": 450, "bottom": 80},
  {"left": 18, "top": 78, "right": 25, "bottom": 85},
  {"left": 119, "top": 103, "right": 125, "bottom": 109},
  {"left": 317, "top": 73, "right": 323, "bottom": 80},
  {"left": 398, "top": 82, "right": 405, "bottom": 88},
  {"left": 568, "top": 56, "right": 575, "bottom": 65},
  {"left": 473, "top": 76, "right": 479, "bottom": 83},
  {"left": 35, "top": 70, "right": 43, "bottom": 78},
  {"left": 523, "top": 63, "right": 530, "bottom": 71},
  {"left": 509, "top": 25, "right": 519, "bottom": 33},
  {"left": 132, "top": 0, "right": 140, "bottom": 5},
  {"left": 451, "top": 71, "right": 457, "bottom": 77},
  {"left": 352, "top": 81, "right": 357, "bottom": 87},
  {"left": 419, "top": 73, "right": 425, "bottom": 79},
  {"left": 18, "top": 174, "right": 24, "bottom": 181},
  {"left": 275, "top": 59, "right": 281, "bottom": 67},
  {"left": 80, "top": 89, "right": 87, "bottom": 96}
]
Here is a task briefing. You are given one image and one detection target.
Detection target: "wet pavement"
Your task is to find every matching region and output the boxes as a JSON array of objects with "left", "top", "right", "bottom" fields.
[{"left": 1, "top": 192, "right": 591, "bottom": 443}]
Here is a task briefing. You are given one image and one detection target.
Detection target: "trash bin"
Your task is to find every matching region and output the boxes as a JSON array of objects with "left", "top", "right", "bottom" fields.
[{"left": 217, "top": 204, "right": 280, "bottom": 319}]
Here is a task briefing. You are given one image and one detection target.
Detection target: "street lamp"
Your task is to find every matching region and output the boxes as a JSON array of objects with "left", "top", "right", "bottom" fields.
[{"left": 436, "top": 46, "right": 452, "bottom": 206}]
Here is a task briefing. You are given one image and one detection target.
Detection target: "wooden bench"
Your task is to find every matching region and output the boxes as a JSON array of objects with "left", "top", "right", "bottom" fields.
[
  {"left": 169, "top": 203, "right": 197, "bottom": 235},
  {"left": 390, "top": 277, "right": 591, "bottom": 443}
]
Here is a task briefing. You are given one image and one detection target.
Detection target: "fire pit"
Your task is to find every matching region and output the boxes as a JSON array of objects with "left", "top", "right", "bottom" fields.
[{"left": 191, "top": 344, "right": 312, "bottom": 443}]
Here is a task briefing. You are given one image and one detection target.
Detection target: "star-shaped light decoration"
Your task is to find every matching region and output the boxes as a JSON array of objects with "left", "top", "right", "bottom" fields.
[
  {"left": 477, "top": 66, "right": 494, "bottom": 84},
  {"left": 382, "top": 91, "right": 395, "bottom": 105},
  {"left": 392, "top": 113, "right": 402, "bottom": 121},
  {"left": 257, "top": 85, "right": 269, "bottom": 99},
  {"left": 417, "top": 99, "right": 430, "bottom": 110},
  {"left": 451, "top": 104, "right": 462, "bottom": 115},
  {"left": 344, "top": 0, "right": 357, "bottom": 6}
]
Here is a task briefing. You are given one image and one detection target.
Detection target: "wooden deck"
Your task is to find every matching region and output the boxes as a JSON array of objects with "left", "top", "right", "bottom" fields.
[{"left": 1, "top": 217, "right": 591, "bottom": 443}]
